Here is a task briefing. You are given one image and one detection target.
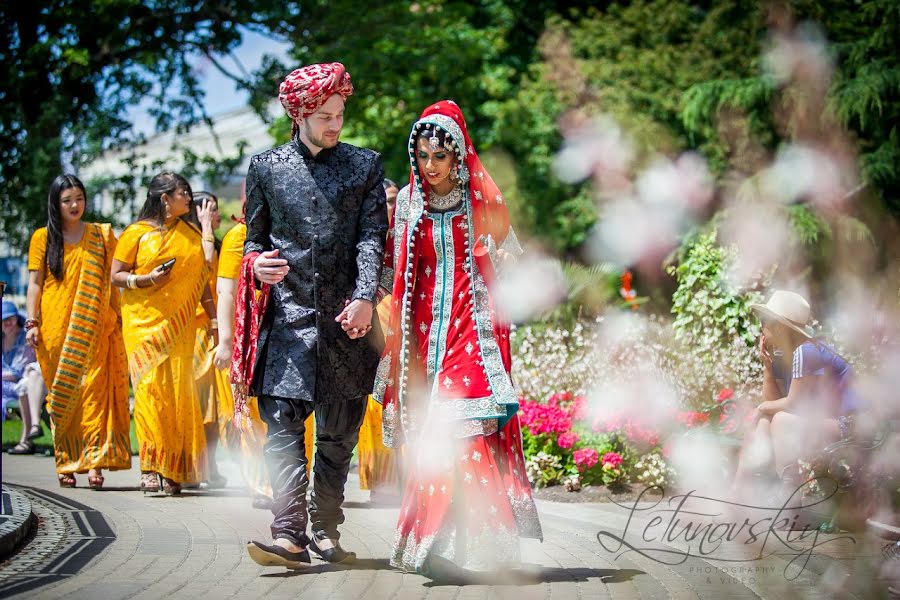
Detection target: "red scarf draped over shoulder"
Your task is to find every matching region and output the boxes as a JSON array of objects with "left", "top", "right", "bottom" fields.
[{"left": 231, "top": 252, "right": 269, "bottom": 430}]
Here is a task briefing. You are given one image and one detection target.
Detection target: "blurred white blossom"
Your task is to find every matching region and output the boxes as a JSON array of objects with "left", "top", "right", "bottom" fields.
[
  {"left": 719, "top": 199, "right": 792, "bottom": 288},
  {"left": 494, "top": 254, "right": 567, "bottom": 322},
  {"left": 553, "top": 115, "right": 633, "bottom": 184},
  {"left": 764, "top": 22, "right": 833, "bottom": 85}
]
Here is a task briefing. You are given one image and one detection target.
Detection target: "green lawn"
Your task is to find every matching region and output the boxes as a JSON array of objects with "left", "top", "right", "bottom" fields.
[{"left": 1, "top": 418, "right": 139, "bottom": 455}]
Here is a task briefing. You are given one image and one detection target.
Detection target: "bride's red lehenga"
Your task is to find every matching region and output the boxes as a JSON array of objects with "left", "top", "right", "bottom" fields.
[{"left": 374, "top": 101, "right": 542, "bottom": 575}]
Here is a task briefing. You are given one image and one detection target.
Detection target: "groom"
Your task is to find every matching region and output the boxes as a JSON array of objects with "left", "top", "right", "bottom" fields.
[{"left": 244, "top": 62, "right": 387, "bottom": 569}]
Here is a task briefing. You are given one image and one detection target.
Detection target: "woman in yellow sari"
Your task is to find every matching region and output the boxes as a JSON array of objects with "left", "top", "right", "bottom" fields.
[
  {"left": 24, "top": 174, "right": 131, "bottom": 489},
  {"left": 356, "top": 178, "right": 402, "bottom": 501},
  {"left": 213, "top": 200, "right": 312, "bottom": 508},
  {"left": 187, "top": 191, "right": 230, "bottom": 488},
  {"left": 111, "top": 172, "right": 216, "bottom": 495}
]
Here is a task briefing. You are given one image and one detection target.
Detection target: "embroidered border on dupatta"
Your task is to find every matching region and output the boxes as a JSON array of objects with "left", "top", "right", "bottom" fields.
[
  {"left": 45, "top": 224, "right": 110, "bottom": 433},
  {"left": 464, "top": 195, "right": 519, "bottom": 415}
]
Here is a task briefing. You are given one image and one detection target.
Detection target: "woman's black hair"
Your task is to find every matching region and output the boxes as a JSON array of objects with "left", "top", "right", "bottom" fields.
[
  {"left": 45, "top": 174, "right": 87, "bottom": 281},
  {"left": 137, "top": 172, "right": 192, "bottom": 225},
  {"left": 383, "top": 178, "right": 398, "bottom": 191},
  {"left": 184, "top": 190, "right": 221, "bottom": 251}
]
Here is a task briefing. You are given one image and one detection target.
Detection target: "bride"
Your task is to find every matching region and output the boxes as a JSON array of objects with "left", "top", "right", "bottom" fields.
[{"left": 374, "top": 100, "right": 542, "bottom": 578}]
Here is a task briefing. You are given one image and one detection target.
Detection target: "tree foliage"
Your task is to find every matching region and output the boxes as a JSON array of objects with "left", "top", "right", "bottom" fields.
[
  {"left": 681, "top": 0, "right": 900, "bottom": 214},
  {"left": 4, "top": 0, "right": 897, "bottom": 259},
  {"left": 489, "top": 0, "right": 767, "bottom": 252},
  {"left": 0, "top": 1, "right": 300, "bottom": 249}
]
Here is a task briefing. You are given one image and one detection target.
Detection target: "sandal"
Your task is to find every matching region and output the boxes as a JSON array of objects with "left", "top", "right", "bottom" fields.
[
  {"left": 7, "top": 440, "right": 35, "bottom": 455},
  {"left": 162, "top": 477, "right": 182, "bottom": 496},
  {"left": 58, "top": 473, "right": 76, "bottom": 488},
  {"left": 26, "top": 424, "right": 43, "bottom": 441},
  {"left": 88, "top": 473, "right": 104, "bottom": 490},
  {"left": 140, "top": 472, "right": 161, "bottom": 494}
]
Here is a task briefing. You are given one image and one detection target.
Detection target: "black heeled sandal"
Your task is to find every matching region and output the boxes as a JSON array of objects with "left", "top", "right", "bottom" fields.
[
  {"left": 26, "top": 425, "right": 43, "bottom": 440},
  {"left": 8, "top": 440, "right": 35, "bottom": 455}
]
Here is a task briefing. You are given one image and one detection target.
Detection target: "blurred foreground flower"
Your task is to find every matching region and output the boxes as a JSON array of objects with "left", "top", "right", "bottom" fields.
[{"left": 494, "top": 254, "right": 567, "bottom": 322}]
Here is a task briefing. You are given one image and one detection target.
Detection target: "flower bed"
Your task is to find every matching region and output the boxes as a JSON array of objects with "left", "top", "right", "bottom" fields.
[{"left": 518, "top": 387, "right": 751, "bottom": 493}]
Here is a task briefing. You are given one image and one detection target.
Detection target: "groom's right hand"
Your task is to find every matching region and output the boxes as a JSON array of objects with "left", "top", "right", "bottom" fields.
[{"left": 253, "top": 249, "right": 290, "bottom": 284}]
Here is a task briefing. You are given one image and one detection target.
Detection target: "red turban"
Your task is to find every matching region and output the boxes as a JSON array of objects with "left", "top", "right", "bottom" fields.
[{"left": 278, "top": 62, "right": 353, "bottom": 135}]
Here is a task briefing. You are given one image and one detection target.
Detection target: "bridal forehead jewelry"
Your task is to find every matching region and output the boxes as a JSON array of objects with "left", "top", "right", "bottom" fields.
[{"left": 429, "top": 125, "right": 441, "bottom": 151}]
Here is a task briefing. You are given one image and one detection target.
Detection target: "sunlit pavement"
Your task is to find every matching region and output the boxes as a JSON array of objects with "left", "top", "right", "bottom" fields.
[{"left": 0, "top": 453, "right": 886, "bottom": 599}]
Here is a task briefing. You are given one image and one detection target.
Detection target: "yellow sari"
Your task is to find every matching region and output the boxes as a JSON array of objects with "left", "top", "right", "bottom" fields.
[
  {"left": 219, "top": 224, "right": 312, "bottom": 493},
  {"left": 357, "top": 295, "right": 401, "bottom": 492},
  {"left": 194, "top": 253, "right": 234, "bottom": 435},
  {"left": 117, "top": 218, "right": 210, "bottom": 483},
  {"left": 28, "top": 224, "right": 131, "bottom": 474}
]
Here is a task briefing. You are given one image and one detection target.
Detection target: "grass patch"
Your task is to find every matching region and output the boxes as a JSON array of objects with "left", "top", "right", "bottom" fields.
[{"left": 2, "top": 418, "right": 139, "bottom": 455}]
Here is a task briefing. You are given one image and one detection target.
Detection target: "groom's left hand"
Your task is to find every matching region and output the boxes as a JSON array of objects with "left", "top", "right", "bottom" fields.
[{"left": 336, "top": 299, "right": 374, "bottom": 339}]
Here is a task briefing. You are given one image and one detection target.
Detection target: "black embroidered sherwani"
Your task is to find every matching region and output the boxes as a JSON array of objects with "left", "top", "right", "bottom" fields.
[{"left": 244, "top": 137, "right": 387, "bottom": 546}]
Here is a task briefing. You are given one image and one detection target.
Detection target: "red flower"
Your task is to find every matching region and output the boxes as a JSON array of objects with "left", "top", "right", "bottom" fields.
[
  {"left": 573, "top": 448, "right": 599, "bottom": 471},
  {"left": 557, "top": 431, "right": 579, "bottom": 449},
  {"left": 601, "top": 451, "right": 623, "bottom": 468},
  {"left": 675, "top": 411, "right": 710, "bottom": 428},
  {"left": 571, "top": 395, "right": 588, "bottom": 420},
  {"left": 716, "top": 388, "right": 734, "bottom": 402},
  {"left": 519, "top": 398, "right": 572, "bottom": 436},
  {"left": 592, "top": 411, "right": 659, "bottom": 447}
]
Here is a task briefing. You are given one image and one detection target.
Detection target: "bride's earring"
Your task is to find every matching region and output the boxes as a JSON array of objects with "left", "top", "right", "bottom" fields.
[{"left": 164, "top": 201, "right": 172, "bottom": 219}]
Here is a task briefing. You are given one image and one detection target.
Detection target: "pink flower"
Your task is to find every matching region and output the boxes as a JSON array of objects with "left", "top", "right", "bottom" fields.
[
  {"left": 571, "top": 395, "right": 588, "bottom": 420},
  {"left": 716, "top": 388, "right": 734, "bottom": 402},
  {"left": 573, "top": 448, "right": 599, "bottom": 471},
  {"left": 557, "top": 431, "right": 579, "bottom": 449},
  {"left": 592, "top": 412, "right": 659, "bottom": 447},
  {"left": 675, "top": 411, "right": 710, "bottom": 428},
  {"left": 601, "top": 452, "right": 623, "bottom": 468},
  {"left": 518, "top": 397, "right": 573, "bottom": 436}
]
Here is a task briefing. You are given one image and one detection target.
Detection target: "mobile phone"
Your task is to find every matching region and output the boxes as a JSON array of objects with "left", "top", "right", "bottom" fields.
[{"left": 159, "top": 258, "right": 176, "bottom": 271}]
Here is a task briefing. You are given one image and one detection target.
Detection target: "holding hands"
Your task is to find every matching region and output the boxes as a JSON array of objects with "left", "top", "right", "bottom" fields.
[{"left": 336, "top": 299, "right": 373, "bottom": 339}]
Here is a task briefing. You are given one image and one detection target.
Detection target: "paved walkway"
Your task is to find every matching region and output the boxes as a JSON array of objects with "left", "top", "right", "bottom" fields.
[{"left": 0, "top": 454, "right": 891, "bottom": 599}]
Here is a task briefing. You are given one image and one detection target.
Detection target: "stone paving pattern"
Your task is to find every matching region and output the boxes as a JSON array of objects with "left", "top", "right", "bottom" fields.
[
  {"left": 0, "top": 488, "right": 33, "bottom": 558},
  {"left": 0, "top": 454, "right": 893, "bottom": 599}
]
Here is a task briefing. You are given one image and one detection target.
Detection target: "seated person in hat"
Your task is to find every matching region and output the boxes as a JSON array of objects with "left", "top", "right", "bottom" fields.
[
  {"left": 733, "top": 290, "right": 860, "bottom": 487},
  {"left": 3, "top": 300, "right": 47, "bottom": 454}
]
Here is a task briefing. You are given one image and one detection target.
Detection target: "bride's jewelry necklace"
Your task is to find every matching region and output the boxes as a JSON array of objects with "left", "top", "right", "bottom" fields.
[{"left": 428, "top": 184, "right": 465, "bottom": 211}]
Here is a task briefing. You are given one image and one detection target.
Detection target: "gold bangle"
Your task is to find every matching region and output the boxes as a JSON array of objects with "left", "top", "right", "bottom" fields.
[{"left": 202, "top": 235, "right": 215, "bottom": 243}]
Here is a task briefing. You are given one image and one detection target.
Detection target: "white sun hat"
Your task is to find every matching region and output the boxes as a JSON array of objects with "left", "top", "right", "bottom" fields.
[{"left": 750, "top": 289, "right": 815, "bottom": 338}]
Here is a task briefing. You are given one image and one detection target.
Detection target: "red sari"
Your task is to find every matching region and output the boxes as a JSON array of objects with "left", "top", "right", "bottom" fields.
[{"left": 375, "top": 101, "right": 542, "bottom": 574}]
